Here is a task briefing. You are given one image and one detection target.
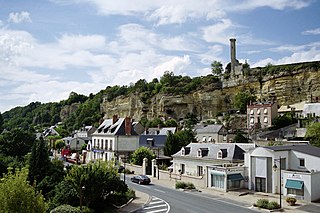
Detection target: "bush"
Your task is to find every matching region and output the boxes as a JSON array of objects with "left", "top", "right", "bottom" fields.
[
  {"left": 286, "top": 197, "right": 297, "bottom": 206},
  {"left": 268, "top": 201, "right": 280, "bottom": 210},
  {"left": 256, "top": 199, "right": 269, "bottom": 209},
  {"left": 50, "top": 205, "right": 81, "bottom": 213},
  {"left": 175, "top": 181, "right": 195, "bottom": 190},
  {"left": 255, "top": 199, "right": 280, "bottom": 210}
]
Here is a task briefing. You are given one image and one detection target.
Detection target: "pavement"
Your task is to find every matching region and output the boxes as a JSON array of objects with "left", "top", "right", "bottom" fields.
[{"left": 118, "top": 175, "right": 317, "bottom": 213}]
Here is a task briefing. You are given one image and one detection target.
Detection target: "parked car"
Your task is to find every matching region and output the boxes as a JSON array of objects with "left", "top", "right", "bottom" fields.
[{"left": 131, "top": 175, "right": 151, "bottom": 185}]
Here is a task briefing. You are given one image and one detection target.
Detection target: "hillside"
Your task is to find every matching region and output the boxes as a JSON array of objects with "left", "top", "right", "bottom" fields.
[{"left": 2, "top": 61, "right": 320, "bottom": 134}]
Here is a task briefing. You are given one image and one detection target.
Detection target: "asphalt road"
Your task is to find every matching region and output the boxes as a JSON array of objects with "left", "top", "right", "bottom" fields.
[{"left": 126, "top": 177, "right": 259, "bottom": 213}]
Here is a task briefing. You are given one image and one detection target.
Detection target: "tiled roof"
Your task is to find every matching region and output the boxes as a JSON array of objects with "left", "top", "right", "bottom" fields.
[{"left": 194, "top": 124, "right": 223, "bottom": 134}]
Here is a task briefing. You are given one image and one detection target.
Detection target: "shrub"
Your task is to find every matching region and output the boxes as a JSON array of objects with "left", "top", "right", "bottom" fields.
[
  {"left": 50, "top": 205, "right": 80, "bottom": 213},
  {"left": 175, "top": 181, "right": 195, "bottom": 189},
  {"left": 286, "top": 197, "right": 296, "bottom": 202},
  {"left": 256, "top": 199, "right": 269, "bottom": 209},
  {"left": 268, "top": 201, "right": 280, "bottom": 210}
]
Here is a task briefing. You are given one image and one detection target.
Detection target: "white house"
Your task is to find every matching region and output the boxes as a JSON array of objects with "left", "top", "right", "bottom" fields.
[
  {"left": 86, "top": 115, "right": 140, "bottom": 162},
  {"left": 172, "top": 143, "right": 256, "bottom": 192},
  {"left": 245, "top": 144, "right": 320, "bottom": 202}
]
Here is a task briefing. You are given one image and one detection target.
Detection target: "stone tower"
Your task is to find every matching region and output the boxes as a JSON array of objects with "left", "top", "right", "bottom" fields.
[{"left": 230, "top": 38, "right": 237, "bottom": 73}]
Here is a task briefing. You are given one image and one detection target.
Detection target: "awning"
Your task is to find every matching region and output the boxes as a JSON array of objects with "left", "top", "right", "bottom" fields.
[
  {"left": 227, "top": 173, "right": 244, "bottom": 181},
  {"left": 212, "top": 172, "right": 225, "bottom": 176},
  {"left": 285, "top": 179, "right": 304, "bottom": 189}
]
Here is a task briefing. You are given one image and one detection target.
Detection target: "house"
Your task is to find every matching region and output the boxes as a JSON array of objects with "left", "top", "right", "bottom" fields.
[
  {"left": 247, "top": 101, "right": 278, "bottom": 130},
  {"left": 171, "top": 143, "right": 256, "bottom": 192},
  {"left": 245, "top": 144, "right": 320, "bottom": 202},
  {"left": 278, "top": 101, "right": 305, "bottom": 118},
  {"left": 139, "top": 127, "right": 176, "bottom": 156},
  {"left": 86, "top": 115, "right": 140, "bottom": 162},
  {"left": 194, "top": 124, "right": 234, "bottom": 143},
  {"left": 303, "top": 102, "right": 320, "bottom": 118},
  {"left": 43, "top": 125, "right": 60, "bottom": 137},
  {"left": 62, "top": 126, "right": 96, "bottom": 151}
]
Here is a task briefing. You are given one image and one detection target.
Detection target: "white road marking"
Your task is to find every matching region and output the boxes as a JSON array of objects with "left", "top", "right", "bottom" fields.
[
  {"left": 146, "top": 209, "right": 167, "bottom": 213},
  {"left": 149, "top": 200, "right": 164, "bottom": 205},
  {"left": 144, "top": 204, "right": 167, "bottom": 210},
  {"left": 153, "top": 189, "right": 166, "bottom": 193}
]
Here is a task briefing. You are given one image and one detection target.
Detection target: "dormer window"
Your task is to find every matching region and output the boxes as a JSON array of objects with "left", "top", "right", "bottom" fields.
[
  {"left": 181, "top": 147, "right": 185, "bottom": 156},
  {"left": 197, "top": 149, "right": 202, "bottom": 157},
  {"left": 202, "top": 137, "right": 206, "bottom": 142},
  {"left": 217, "top": 150, "right": 222, "bottom": 159}
]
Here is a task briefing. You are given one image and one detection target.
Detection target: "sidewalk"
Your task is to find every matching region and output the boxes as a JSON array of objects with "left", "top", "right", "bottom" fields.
[
  {"left": 118, "top": 190, "right": 150, "bottom": 213},
  {"left": 119, "top": 176, "right": 309, "bottom": 212}
]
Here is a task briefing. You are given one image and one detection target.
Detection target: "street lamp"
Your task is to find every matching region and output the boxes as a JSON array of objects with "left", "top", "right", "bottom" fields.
[
  {"left": 273, "top": 157, "right": 282, "bottom": 209},
  {"left": 80, "top": 186, "right": 85, "bottom": 212},
  {"left": 157, "top": 147, "right": 160, "bottom": 180}
]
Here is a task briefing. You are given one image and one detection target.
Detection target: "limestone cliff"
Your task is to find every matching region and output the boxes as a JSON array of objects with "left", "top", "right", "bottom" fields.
[{"left": 101, "top": 61, "right": 320, "bottom": 121}]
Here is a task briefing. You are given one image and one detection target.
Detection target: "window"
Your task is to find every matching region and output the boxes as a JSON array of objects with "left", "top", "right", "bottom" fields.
[
  {"left": 197, "top": 166, "right": 203, "bottom": 176},
  {"left": 250, "top": 118, "right": 254, "bottom": 124},
  {"left": 264, "top": 117, "right": 268, "bottom": 123},
  {"left": 217, "top": 150, "right": 222, "bottom": 159},
  {"left": 264, "top": 108, "right": 268, "bottom": 114},
  {"left": 250, "top": 109, "right": 254, "bottom": 115},
  {"left": 257, "top": 109, "right": 261, "bottom": 115},
  {"left": 299, "top": 158, "right": 305, "bottom": 167},
  {"left": 287, "top": 188, "right": 304, "bottom": 196},
  {"left": 223, "top": 135, "right": 227, "bottom": 141},
  {"left": 181, "top": 164, "right": 185, "bottom": 174},
  {"left": 197, "top": 150, "right": 202, "bottom": 157},
  {"left": 211, "top": 173, "right": 225, "bottom": 189},
  {"left": 181, "top": 148, "right": 185, "bottom": 156},
  {"left": 202, "top": 137, "right": 206, "bottom": 142}
]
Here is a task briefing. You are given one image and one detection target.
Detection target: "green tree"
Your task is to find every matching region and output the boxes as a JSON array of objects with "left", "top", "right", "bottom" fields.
[
  {"left": 164, "top": 129, "right": 195, "bottom": 156},
  {"left": 305, "top": 122, "right": 320, "bottom": 147},
  {"left": 271, "top": 113, "right": 297, "bottom": 130},
  {"left": 164, "top": 119, "right": 178, "bottom": 127},
  {"left": 130, "top": 146, "right": 155, "bottom": 166},
  {"left": 0, "top": 168, "right": 47, "bottom": 213},
  {"left": 211, "top": 60, "right": 223, "bottom": 76},
  {"left": 65, "top": 161, "right": 127, "bottom": 211},
  {"left": 28, "top": 137, "right": 51, "bottom": 185},
  {"left": 184, "top": 112, "right": 198, "bottom": 128},
  {"left": 233, "top": 91, "right": 256, "bottom": 113},
  {"left": 232, "top": 131, "right": 249, "bottom": 143},
  {"left": 48, "top": 180, "right": 79, "bottom": 211},
  {"left": 0, "top": 128, "right": 35, "bottom": 159}
]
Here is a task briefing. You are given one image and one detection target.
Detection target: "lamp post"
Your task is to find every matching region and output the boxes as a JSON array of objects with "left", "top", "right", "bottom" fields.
[
  {"left": 157, "top": 147, "right": 160, "bottom": 180},
  {"left": 273, "top": 157, "right": 282, "bottom": 209},
  {"left": 80, "top": 186, "right": 85, "bottom": 212}
]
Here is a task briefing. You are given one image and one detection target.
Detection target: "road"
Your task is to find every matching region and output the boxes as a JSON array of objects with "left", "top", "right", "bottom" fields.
[{"left": 126, "top": 177, "right": 259, "bottom": 213}]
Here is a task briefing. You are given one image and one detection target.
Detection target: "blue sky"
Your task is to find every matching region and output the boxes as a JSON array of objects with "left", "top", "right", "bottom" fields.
[{"left": 0, "top": 0, "right": 319, "bottom": 113}]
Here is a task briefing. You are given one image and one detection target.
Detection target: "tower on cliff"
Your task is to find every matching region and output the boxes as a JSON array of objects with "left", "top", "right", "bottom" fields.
[{"left": 230, "top": 38, "right": 237, "bottom": 73}]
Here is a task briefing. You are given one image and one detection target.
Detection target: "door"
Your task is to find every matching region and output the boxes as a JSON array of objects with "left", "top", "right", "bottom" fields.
[{"left": 255, "top": 177, "right": 266, "bottom": 192}]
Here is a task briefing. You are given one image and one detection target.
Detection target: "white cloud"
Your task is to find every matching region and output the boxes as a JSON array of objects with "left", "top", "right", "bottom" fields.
[
  {"left": 230, "top": 0, "right": 312, "bottom": 11},
  {"left": 302, "top": 28, "right": 320, "bottom": 35},
  {"left": 7, "top": 11, "right": 32, "bottom": 23},
  {"left": 58, "top": 34, "right": 107, "bottom": 51},
  {"left": 252, "top": 44, "right": 320, "bottom": 67},
  {"left": 153, "top": 55, "right": 191, "bottom": 77},
  {"left": 202, "top": 19, "right": 233, "bottom": 44}
]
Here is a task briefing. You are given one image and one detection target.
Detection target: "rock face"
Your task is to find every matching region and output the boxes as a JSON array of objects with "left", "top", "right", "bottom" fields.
[{"left": 101, "top": 61, "right": 320, "bottom": 121}]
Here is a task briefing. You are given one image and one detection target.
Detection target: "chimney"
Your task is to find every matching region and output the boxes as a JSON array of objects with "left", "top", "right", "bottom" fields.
[
  {"left": 112, "top": 115, "right": 118, "bottom": 124},
  {"left": 125, "top": 117, "right": 132, "bottom": 135},
  {"left": 230, "top": 38, "right": 236, "bottom": 73}
]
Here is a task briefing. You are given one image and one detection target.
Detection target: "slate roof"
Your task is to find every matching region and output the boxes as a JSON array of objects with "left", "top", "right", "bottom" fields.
[
  {"left": 94, "top": 118, "right": 138, "bottom": 136},
  {"left": 172, "top": 143, "right": 256, "bottom": 161},
  {"left": 194, "top": 124, "right": 223, "bottom": 134},
  {"left": 265, "top": 144, "right": 320, "bottom": 158}
]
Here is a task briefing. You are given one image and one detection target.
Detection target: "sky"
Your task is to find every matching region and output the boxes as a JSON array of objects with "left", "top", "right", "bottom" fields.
[{"left": 0, "top": 0, "right": 319, "bottom": 113}]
